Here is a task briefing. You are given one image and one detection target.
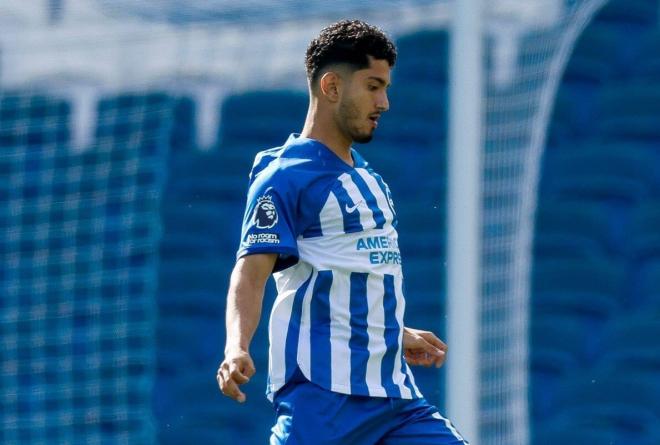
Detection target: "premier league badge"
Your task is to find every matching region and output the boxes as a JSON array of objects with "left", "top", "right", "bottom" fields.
[{"left": 253, "top": 195, "right": 279, "bottom": 229}]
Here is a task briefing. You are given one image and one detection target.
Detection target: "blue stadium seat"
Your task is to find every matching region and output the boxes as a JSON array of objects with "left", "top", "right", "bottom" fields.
[
  {"left": 544, "top": 370, "right": 660, "bottom": 441},
  {"left": 530, "top": 315, "right": 591, "bottom": 420},
  {"left": 531, "top": 257, "right": 625, "bottom": 320},
  {"left": 159, "top": 427, "right": 223, "bottom": 445},
  {"left": 596, "top": 311, "right": 660, "bottom": 373},
  {"left": 0, "top": 92, "right": 71, "bottom": 148},
  {"left": 167, "top": 150, "right": 216, "bottom": 174},
  {"left": 397, "top": 200, "right": 446, "bottom": 234},
  {"left": 403, "top": 291, "right": 445, "bottom": 325},
  {"left": 394, "top": 30, "right": 449, "bottom": 83},
  {"left": 159, "top": 259, "right": 227, "bottom": 294},
  {"left": 563, "top": 22, "right": 628, "bottom": 84},
  {"left": 361, "top": 143, "right": 404, "bottom": 174},
  {"left": 531, "top": 315, "right": 593, "bottom": 365},
  {"left": 219, "top": 144, "right": 264, "bottom": 174},
  {"left": 628, "top": 202, "right": 660, "bottom": 263},
  {"left": 161, "top": 200, "right": 242, "bottom": 240},
  {"left": 546, "top": 84, "right": 599, "bottom": 146},
  {"left": 530, "top": 350, "right": 581, "bottom": 421},
  {"left": 160, "top": 205, "right": 241, "bottom": 256},
  {"left": 361, "top": 149, "right": 444, "bottom": 220},
  {"left": 595, "top": 0, "right": 660, "bottom": 27},
  {"left": 596, "top": 82, "right": 660, "bottom": 142},
  {"left": 399, "top": 231, "right": 444, "bottom": 262},
  {"left": 533, "top": 200, "right": 615, "bottom": 259},
  {"left": 387, "top": 83, "right": 448, "bottom": 116},
  {"left": 631, "top": 30, "right": 660, "bottom": 80},
  {"left": 377, "top": 114, "right": 447, "bottom": 148},
  {"left": 160, "top": 231, "right": 223, "bottom": 260},
  {"left": 168, "top": 175, "right": 248, "bottom": 204},
  {"left": 162, "top": 370, "right": 274, "bottom": 443},
  {"left": 158, "top": 290, "right": 224, "bottom": 319},
  {"left": 542, "top": 144, "right": 660, "bottom": 205},
  {"left": 635, "top": 260, "right": 660, "bottom": 311},
  {"left": 95, "top": 92, "right": 174, "bottom": 154},
  {"left": 167, "top": 150, "right": 240, "bottom": 180},
  {"left": 156, "top": 348, "right": 196, "bottom": 378},
  {"left": 170, "top": 95, "right": 196, "bottom": 151},
  {"left": 534, "top": 420, "right": 660, "bottom": 445},
  {"left": 220, "top": 90, "right": 307, "bottom": 148},
  {"left": 157, "top": 317, "right": 222, "bottom": 367}
]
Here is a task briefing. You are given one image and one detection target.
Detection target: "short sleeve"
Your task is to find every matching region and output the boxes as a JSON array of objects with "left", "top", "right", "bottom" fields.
[{"left": 236, "top": 168, "right": 299, "bottom": 272}]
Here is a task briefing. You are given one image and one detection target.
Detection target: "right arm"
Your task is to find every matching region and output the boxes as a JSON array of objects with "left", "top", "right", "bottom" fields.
[{"left": 216, "top": 253, "right": 277, "bottom": 403}]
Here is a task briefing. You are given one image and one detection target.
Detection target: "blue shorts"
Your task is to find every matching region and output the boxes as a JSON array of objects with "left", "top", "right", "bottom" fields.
[{"left": 270, "top": 370, "right": 468, "bottom": 445}]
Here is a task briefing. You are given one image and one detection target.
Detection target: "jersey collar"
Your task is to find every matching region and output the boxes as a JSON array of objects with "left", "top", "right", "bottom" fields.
[{"left": 284, "top": 133, "right": 367, "bottom": 169}]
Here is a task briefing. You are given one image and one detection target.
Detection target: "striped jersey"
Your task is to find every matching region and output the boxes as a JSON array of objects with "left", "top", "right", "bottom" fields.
[{"left": 237, "top": 133, "right": 421, "bottom": 401}]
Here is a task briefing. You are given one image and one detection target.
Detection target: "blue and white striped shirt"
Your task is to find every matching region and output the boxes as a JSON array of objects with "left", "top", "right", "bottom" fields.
[{"left": 237, "top": 133, "right": 421, "bottom": 401}]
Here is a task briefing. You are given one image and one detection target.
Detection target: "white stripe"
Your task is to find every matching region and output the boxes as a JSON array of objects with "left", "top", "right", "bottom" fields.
[
  {"left": 338, "top": 172, "right": 376, "bottom": 230},
  {"left": 329, "top": 272, "right": 352, "bottom": 392},
  {"left": 319, "top": 191, "right": 344, "bottom": 235},
  {"left": 395, "top": 272, "right": 422, "bottom": 397},
  {"left": 269, "top": 264, "right": 307, "bottom": 385},
  {"left": 432, "top": 412, "right": 468, "bottom": 443},
  {"left": 365, "top": 274, "right": 388, "bottom": 397},
  {"left": 393, "top": 273, "right": 413, "bottom": 398},
  {"left": 355, "top": 168, "right": 394, "bottom": 226},
  {"left": 404, "top": 362, "right": 421, "bottom": 397},
  {"left": 296, "top": 270, "right": 318, "bottom": 379}
]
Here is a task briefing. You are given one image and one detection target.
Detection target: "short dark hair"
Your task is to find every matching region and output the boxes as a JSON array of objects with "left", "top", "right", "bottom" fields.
[{"left": 305, "top": 20, "right": 397, "bottom": 84}]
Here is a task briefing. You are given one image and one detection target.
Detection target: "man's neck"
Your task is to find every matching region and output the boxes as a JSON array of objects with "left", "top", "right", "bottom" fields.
[{"left": 300, "top": 111, "right": 353, "bottom": 166}]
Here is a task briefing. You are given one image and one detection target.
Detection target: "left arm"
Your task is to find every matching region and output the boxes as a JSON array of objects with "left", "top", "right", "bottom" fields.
[{"left": 402, "top": 327, "right": 448, "bottom": 368}]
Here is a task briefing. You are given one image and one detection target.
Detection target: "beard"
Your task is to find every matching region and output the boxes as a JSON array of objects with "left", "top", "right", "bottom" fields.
[{"left": 338, "top": 97, "right": 374, "bottom": 144}]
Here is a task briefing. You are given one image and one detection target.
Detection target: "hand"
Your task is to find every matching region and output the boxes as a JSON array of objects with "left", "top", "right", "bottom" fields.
[
  {"left": 402, "top": 327, "right": 447, "bottom": 368},
  {"left": 216, "top": 348, "right": 256, "bottom": 403}
]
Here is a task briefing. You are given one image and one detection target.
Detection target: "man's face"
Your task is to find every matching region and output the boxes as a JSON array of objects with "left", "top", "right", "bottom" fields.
[{"left": 336, "top": 57, "right": 391, "bottom": 144}]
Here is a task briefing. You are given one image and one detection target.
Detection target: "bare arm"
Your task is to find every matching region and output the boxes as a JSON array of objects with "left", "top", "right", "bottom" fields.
[{"left": 216, "top": 253, "right": 277, "bottom": 403}]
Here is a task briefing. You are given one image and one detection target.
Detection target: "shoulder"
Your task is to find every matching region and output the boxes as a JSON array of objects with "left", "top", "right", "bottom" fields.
[{"left": 249, "top": 141, "right": 340, "bottom": 192}]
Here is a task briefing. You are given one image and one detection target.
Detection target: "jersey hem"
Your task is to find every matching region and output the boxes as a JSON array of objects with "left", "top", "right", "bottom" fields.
[{"left": 267, "top": 375, "right": 422, "bottom": 402}]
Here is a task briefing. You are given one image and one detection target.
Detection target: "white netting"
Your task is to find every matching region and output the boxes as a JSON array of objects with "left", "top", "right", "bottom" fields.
[
  {"left": 0, "top": 89, "right": 170, "bottom": 444},
  {"left": 479, "top": 1, "right": 606, "bottom": 444}
]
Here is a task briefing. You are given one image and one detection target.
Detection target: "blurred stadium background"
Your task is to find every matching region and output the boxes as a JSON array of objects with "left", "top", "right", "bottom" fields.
[{"left": 1, "top": 0, "right": 659, "bottom": 444}]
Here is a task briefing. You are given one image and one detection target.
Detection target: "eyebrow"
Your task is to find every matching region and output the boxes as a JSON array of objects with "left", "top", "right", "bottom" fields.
[{"left": 367, "top": 76, "right": 391, "bottom": 87}]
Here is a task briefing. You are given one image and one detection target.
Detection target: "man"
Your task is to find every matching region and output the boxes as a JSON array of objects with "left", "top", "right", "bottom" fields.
[{"left": 217, "top": 19, "right": 468, "bottom": 445}]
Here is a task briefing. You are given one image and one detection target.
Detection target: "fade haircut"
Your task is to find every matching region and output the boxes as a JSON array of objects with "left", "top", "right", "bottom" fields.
[{"left": 305, "top": 20, "right": 397, "bottom": 85}]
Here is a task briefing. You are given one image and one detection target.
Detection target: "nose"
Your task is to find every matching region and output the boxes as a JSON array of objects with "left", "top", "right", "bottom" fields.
[{"left": 377, "top": 91, "right": 389, "bottom": 112}]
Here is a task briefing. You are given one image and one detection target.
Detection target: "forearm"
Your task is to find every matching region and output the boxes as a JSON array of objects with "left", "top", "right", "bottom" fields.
[
  {"left": 225, "top": 278, "right": 263, "bottom": 352},
  {"left": 224, "top": 254, "right": 275, "bottom": 352}
]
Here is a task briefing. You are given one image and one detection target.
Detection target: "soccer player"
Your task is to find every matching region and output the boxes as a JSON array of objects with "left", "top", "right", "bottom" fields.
[{"left": 217, "top": 19, "right": 468, "bottom": 445}]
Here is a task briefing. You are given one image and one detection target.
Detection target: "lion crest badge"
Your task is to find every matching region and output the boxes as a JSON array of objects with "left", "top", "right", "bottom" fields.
[{"left": 253, "top": 195, "right": 278, "bottom": 229}]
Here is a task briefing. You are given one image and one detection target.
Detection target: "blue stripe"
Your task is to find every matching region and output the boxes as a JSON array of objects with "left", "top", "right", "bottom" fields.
[
  {"left": 350, "top": 171, "right": 386, "bottom": 229},
  {"left": 348, "top": 272, "right": 370, "bottom": 394},
  {"left": 371, "top": 172, "right": 397, "bottom": 227},
  {"left": 283, "top": 271, "right": 314, "bottom": 381},
  {"left": 301, "top": 222, "right": 323, "bottom": 238},
  {"left": 400, "top": 354, "right": 420, "bottom": 398},
  {"left": 310, "top": 270, "right": 333, "bottom": 388},
  {"left": 381, "top": 274, "right": 402, "bottom": 398},
  {"left": 301, "top": 189, "right": 332, "bottom": 238},
  {"left": 333, "top": 185, "right": 363, "bottom": 233}
]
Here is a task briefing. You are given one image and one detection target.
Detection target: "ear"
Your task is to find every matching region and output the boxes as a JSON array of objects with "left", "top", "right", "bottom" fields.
[{"left": 319, "top": 71, "right": 341, "bottom": 103}]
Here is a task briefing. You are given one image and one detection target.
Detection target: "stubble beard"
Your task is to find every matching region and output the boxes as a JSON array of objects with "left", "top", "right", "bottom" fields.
[{"left": 338, "top": 98, "right": 374, "bottom": 144}]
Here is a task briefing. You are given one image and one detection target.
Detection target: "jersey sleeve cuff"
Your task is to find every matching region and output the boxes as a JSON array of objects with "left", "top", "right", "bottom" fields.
[{"left": 236, "top": 245, "right": 300, "bottom": 272}]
